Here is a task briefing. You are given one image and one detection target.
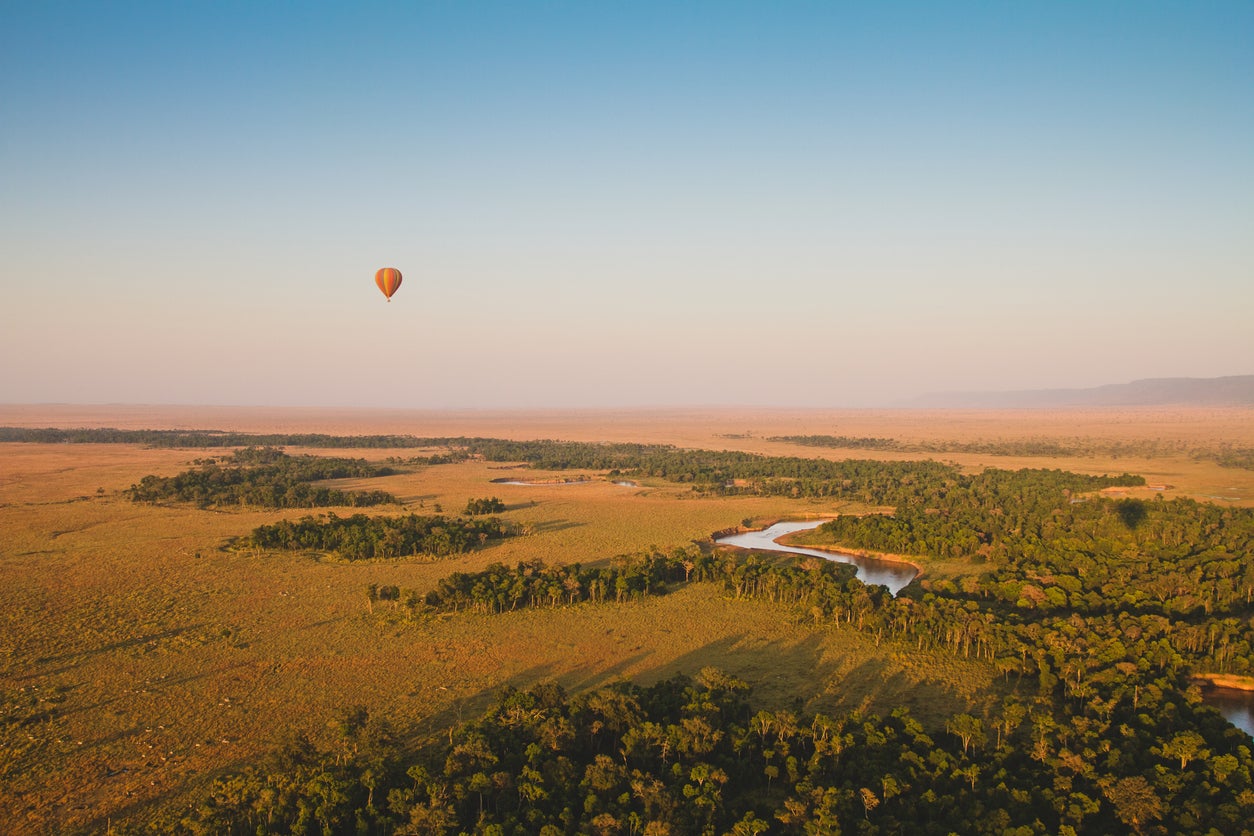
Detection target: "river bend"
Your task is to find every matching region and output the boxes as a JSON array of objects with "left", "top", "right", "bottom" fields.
[{"left": 715, "top": 520, "right": 917, "bottom": 596}]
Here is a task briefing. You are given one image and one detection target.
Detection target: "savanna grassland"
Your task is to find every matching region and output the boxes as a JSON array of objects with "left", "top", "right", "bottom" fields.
[{"left": 2, "top": 405, "right": 1254, "bottom": 835}]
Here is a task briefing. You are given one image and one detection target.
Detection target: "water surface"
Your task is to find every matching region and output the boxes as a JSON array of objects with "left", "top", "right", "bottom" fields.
[
  {"left": 715, "top": 520, "right": 917, "bottom": 595},
  {"left": 1203, "top": 687, "right": 1254, "bottom": 737}
]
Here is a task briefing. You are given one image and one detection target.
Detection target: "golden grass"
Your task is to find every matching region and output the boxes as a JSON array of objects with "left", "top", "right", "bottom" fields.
[
  {"left": 2, "top": 403, "right": 1252, "bottom": 832},
  {"left": 5, "top": 403, "right": 1252, "bottom": 506}
]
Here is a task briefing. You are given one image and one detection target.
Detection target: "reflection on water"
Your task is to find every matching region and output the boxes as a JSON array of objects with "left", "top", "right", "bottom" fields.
[
  {"left": 1204, "top": 688, "right": 1254, "bottom": 737},
  {"left": 715, "top": 521, "right": 917, "bottom": 596}
]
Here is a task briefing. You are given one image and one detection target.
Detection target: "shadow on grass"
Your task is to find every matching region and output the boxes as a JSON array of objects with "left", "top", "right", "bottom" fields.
[
  {"left": 827, "top": 655, "right": 991, "bottom": 725},
  {"left": 631, "top": 631, "right": 841, "bottom": 710},
  {"left": 28, "top": 625, "right": 210, "bottom": 672},
  {"left": 397, "top": 493, "right": 439, "bottom": 505},
  {"left": 410, "top": 662, "right": 565, "bottom": 748},
  {"left": 528, "top": 519, "right": 585, "bottom": 534},
  {"left": 554, "top": 629, "right": 981, "bottom": 725},
  {"left": 558, "top": 650, "right": 656, "bottom": 695}
]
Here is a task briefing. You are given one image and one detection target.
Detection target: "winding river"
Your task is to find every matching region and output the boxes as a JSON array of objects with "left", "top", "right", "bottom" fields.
[{"left": 715, "top": 520, "right": 917, "bottom": 596}]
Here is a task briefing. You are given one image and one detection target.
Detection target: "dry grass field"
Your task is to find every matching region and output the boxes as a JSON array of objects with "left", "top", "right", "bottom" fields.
[
  {"left": 4, "top": 403, "right": 1251, "bottom": 505},
  {"left": 2, "top": 404, "right": 1252, "bottom": 833}
]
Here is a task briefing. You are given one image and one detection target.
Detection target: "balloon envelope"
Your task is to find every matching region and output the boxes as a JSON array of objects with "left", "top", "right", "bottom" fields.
[{"left": 375, "top": 267, "right": 402, "bottom": 301}]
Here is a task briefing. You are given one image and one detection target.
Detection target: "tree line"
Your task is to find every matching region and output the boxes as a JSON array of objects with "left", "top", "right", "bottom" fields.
[
  {"left": 769, "top": 434, "right": 1254, "bottom": 470},
  {"left": 0, "top": 427, "right": 465, "bottom": 448},
  {"left": 445, "top": 440, "right": 1144, "bottom": 507},
  {"left": 374, "top": 549, "right": 857, "bottom": 618},
  {"left": 771, "top": 434, "right": 1191, "bottom": 459},
  {"left": 241, "top": 512, "right": 521, "bottom": 561},
  {"left": 128, "top": 447, "right": 399, "bottom": 509},
  {"left": 8, "top": 425, "right": 1249, "bottom": 470},
  {"left": 8, "top": 429, "right": 1156, "bottom": 505}
]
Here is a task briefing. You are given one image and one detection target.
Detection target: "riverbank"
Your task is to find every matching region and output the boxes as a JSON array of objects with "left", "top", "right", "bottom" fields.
[
  {"left": 1193, "top": 673, "right": 1254, "bottom": 692},
  {"left": 774, "top": 526, "right": 925, "bottom": 578},
  {"left": 713, "top": 520, "right": 919, "bottom": 595}
]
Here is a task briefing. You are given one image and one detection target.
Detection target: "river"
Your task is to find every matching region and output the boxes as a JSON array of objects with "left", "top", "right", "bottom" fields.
[
  {"left": 715, "top": 520, "right": 917, "bottom": 596},
  {"left": 1202, "top": 687, "right": 1254, "bottom": 737}
]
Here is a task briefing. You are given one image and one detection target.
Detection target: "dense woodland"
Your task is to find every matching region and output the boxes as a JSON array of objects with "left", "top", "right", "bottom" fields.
[
  {"left": 809, "top": 481, "right": 1254, "bottom": 621},
  {"left": 127, "top": 447, "right": 399, "bottom": 509},
  {"left": 173, "top": 665, "right": 1253, "bottom": 835},
  {"left": 242, "top": 513, "right": 521, "bottom": 561}
]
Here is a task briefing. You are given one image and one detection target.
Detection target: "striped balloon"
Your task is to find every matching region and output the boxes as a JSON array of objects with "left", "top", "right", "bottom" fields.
[{"left": 375, "top": 267, "right": 402, "bottom": 301}]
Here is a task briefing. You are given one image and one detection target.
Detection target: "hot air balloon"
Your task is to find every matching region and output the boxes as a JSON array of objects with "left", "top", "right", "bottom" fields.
[{"left": 375, "top": 267, "right": 402, "bottom": 302}]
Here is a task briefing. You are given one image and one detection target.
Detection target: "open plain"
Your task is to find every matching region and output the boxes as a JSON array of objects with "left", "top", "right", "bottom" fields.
[{"left": 2, "top": 404, "right": 1253, "bottom": 833}]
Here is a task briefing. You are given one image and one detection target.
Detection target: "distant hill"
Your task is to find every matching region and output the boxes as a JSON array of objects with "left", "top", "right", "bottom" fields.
[{"left": 908, "top": 375, "right": 1254, "bottom": 408}]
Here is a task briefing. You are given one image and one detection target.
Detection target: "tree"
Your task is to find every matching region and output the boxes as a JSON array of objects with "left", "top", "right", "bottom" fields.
[
  {"left": 859, "top": 787, "right": 879, "bottom": 819},
  {"left": 995, "top": 699, "right": 1026, "bottom": 750},
  {"left": 1159, "top": 730, "right": 1209, "bottom": 770},
  {"left": 1100, "top": 775, "right": 1162, "bottom": 834},
  {"left": 947, "top": 713, "right": 985, "bottom": 755}
]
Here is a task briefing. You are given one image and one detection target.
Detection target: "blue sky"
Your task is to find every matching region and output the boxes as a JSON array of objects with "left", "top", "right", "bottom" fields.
[{"left": 2, "top": 1, "right": 1251, "bottom": 408}]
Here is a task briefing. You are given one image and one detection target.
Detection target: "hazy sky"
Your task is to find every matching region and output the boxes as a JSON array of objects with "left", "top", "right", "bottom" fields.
[{"left": 2, "top": 1, "right": 1251, "bottom": 409}]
